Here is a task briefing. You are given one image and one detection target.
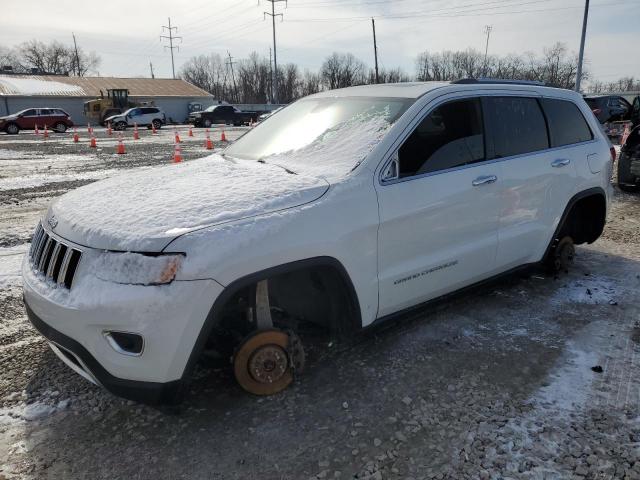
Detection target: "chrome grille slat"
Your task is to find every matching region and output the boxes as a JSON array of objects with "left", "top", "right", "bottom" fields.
[
  {"left": 57, "top": 249, "right": 73, "bottom": 286},
  {"left": 46, "top": 243, "right": 62, "bottom": 278},
  {"left": 38, "top": 237, "right": 53, "bottom": 272},
  {"left": 28, "top": 222, "right": 82, "bottom": 290}
]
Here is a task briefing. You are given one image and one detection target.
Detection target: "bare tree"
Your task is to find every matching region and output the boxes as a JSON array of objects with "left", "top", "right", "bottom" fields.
[
  {"left": 16, "top": 40, "right": 100, "bottom": 76},
  {"left": 321, "top": 52, "right": 367, "bottom": 89},
  {"left": 179, "top": 54, "right": 226, "bottom": 98}
]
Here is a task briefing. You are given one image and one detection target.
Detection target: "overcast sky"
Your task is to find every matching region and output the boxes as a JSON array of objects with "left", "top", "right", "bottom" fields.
[{"left": 2, "top": 0, "right": 638, "bottom": 85}]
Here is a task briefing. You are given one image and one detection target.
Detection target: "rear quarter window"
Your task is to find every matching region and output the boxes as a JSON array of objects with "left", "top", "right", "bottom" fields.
[{"left": 541, "top": 98, "right": 593, "bottom": 147}]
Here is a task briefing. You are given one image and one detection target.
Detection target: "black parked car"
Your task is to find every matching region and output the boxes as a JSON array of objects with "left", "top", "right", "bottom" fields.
[
  {"left": 189, "top": 105, "right": 259, "bottom": 128},
  {"left": 584, "top": 95, "right": 632, "bottom": 124},
  {"left": 617, "top": 96, "right": 640, "bottom": 192}
]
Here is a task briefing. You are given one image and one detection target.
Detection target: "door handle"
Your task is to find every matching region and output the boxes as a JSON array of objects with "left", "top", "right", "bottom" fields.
[
  {"left": 551, "top": 158, "right": 571, "bottom": 168},
  {"left": 472, "top": 175, "right": 498, "bottom": 186}
]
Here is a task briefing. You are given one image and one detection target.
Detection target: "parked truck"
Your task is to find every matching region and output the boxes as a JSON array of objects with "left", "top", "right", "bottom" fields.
[{"left": 189, "top": 105, "right": 259, "bottom": 128}]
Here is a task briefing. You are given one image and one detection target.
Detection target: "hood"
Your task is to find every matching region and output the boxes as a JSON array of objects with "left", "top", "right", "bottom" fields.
[
  {"left": 0, "top": 114, "right": 17, "bottom": 121},
  {"left": 46, "top": 154, "right": 329, "bottom": 252},
  {"left": 104, "top": 114, "right": 123, "bottom": 121}
]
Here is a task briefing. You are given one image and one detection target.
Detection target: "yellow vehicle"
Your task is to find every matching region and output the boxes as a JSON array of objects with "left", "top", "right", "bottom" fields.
[{"left": 83, "top": 89, "right": 154, "bottom": 126}]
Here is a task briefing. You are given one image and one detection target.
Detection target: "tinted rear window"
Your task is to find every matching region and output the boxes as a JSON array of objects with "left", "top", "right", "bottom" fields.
[
  {"left": 483, "top": 97, "right": 549, "bottom": 158},
  {"left": 541, "top": 98, "right": 593, "bottom": 147}
]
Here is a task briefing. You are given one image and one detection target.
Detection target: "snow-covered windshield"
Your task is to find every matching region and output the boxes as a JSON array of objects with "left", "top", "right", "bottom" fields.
[{"left": 225, "top": 96, "right": 413, "bottom": 178}]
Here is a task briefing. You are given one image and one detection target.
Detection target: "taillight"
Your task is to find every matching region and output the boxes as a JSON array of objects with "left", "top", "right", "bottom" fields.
[{"left": 610, "top": 146, "right": 616, "bottom": 162}]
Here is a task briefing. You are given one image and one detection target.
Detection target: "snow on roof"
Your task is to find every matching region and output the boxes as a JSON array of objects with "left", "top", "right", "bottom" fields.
[
  {"left": 0, "top": 76, "right": 85, "bottom": 96},
  {"left": 0, "top": 75, "right": 212, "bottom": 98},
  {"left": 311, "top": 82, "right": 451, "bottom": 99}
]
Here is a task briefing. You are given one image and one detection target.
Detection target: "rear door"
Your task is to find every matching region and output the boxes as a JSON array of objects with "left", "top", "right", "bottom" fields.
[
  {"left": 376, "top": 96, "right": 502, "bottom": 317},
  {"left": 38, "top": 108, "right": 56, "bottom": 129},
  {"left": 484, "top": 96, "right": 581, "bottom": 269}
]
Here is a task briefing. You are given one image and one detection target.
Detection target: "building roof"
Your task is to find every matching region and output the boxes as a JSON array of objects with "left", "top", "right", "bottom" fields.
[{"left": 0, "top": 75, "right": 212, "bottom": 98}]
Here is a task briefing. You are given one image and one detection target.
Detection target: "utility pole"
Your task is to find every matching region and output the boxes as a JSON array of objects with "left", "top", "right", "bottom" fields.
[
  {"left": 372, "top": 18, "right": 380, "bottom": 84},
  {"left": 482, "top": 25, "right": 493, "bottom": 78},
  {"left": 226, "top": 52, "right": 239, "bottom": 104},
  {"left": 264, "top": 0, "right": 287, "bottom": 105},
  {"left": 71, "top": 33, "right": 80, "bottom": 76},
  {"left": 149, "top": 61, "right": 155, "bottom": 79},
  {"left": 269, "top": 47, "right": 274, "bottom": 104},
  {"left": 575, "top": 0, "right": 590, "bottom": 92},
  {"left": 160, "top": 17, "right": 182, "bottom": 79}
]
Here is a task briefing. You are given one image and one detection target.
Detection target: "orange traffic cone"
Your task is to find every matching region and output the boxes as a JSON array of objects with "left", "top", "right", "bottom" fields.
[
  {"left": 133, "top": 123, "right": 140, "bottom": 140},
  {"left": 87, "top": 123, "right": 92, "bottom": 134},
  {"left": 43, "top": 125, "right": 49, "bottom": 139},
  {"left": 107, "top": 122, "right": 112, "bottom": 136},
  {"left": 621, "top": 123, "right": 631, "bottom": 147},
  {"left": 152, "top": 123, "right": 157, "bottom": 135},
  {"left": 173, "top": 144, "right": 183, "bottom": 163},
  {"left": 90, "top": 135, "right": 97, "bottom": 148},
  {"left": 116, "top": 134, "right": 126, "bottom": 155},
  {"left": 188, "top": 127, "right": 194, "bottom": 137},
  {"left": 205, "top": 130, "right": 213, "bottom": 150},
  {"left": 73, "top": 127, "right": 79, "bottom": 143},
  {"left": 220, "top": 129, "right": 227, "bottom": 142},
  {"left": 34, "top": 124, "right": 40, "bottom": 135}
]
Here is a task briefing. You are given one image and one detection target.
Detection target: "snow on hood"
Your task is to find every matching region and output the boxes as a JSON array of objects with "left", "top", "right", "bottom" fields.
[{"left": 46, "top": 154, "right": 329, "bottom": 252}]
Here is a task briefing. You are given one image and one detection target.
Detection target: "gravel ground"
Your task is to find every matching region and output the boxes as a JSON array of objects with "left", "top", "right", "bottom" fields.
[{"left": 1, "top": 129, "right": 640, "bottom": 480}]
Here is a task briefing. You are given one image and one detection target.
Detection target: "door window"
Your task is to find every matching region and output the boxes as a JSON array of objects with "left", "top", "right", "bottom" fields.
[
  {"left": 21, "top": 109, "right": 37, "bottom": 117},
  {"left": 39, "top": 109, "right": 53, "bottom": 116},
  {"left": 129, "top": 108, "right": 141, "bottom": 117},
  {"left": 483, "top": 97, "right": 549, "bottom": 158},
  {"left": 397, "top": 98, "right": 484, "bottom": 178},
  {"left": 540, "top": 98, "right": 593, "bottom": 147}
]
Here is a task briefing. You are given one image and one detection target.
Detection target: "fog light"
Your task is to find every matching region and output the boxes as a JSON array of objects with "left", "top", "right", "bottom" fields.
[{"left": 104, "top": 331, "right": 144, "bottom": 356}]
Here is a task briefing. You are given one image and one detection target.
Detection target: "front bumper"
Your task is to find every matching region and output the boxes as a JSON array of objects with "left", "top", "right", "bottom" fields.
[
  {"left": 25, "top": 300, "right": 184, "bottom": 404},
  {"left": 22, "top": 239, "right": 223, "bottom": 404}
]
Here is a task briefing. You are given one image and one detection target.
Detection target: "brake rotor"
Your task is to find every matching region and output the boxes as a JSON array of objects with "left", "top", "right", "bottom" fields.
[
  {"left": 554, "top": 236, "right": 575, "bottom": 272},
  {"left": 233, "top": 329, "right": 301, "bottom": 396}
]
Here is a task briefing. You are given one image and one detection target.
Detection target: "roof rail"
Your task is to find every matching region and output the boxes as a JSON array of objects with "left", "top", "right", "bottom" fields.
[{"left": 452, "top": 78, "right": 547, "bottom": 86}]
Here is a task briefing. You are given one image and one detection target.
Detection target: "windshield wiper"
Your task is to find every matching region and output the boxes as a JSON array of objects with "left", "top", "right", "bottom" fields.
[{"left": 257, "top": 159, "right": 297, "bottom": 175}]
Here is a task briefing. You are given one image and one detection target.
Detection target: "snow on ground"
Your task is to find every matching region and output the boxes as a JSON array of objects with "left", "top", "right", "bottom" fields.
[
  {"left": 551, "top": 274, "right": 618, "bottom": 305},
  {"left": 0, "top": 245, "right": 28, "bottom": 288}
]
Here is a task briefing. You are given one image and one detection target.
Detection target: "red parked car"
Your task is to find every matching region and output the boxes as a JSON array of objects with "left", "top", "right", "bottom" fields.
[{"left": 0, "top": 108, "right": 74, "bottom": 134}]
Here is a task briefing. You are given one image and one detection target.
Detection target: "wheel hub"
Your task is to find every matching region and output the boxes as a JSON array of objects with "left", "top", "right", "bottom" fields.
[
  {"left": 233, "top": 329, "right": 303, "bottom": 396},
  {"left": 248, "top": 344, "right": 288, "bottom": 384}
]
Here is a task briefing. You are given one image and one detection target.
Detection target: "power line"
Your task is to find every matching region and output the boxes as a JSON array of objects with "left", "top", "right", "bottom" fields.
[
  {"left": 263, "top": 0, "right": 287, "bottom": 104},
  {"left": 160, "top": 17, "right": 182, "bottom": 79}
]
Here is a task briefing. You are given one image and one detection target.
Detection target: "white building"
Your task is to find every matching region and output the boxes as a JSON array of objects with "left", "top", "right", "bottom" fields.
[{"left": 0, "top": 75, "right": 216, "bottom": 124}]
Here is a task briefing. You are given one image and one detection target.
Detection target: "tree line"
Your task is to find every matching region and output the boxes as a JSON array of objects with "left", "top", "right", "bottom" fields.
[
  {"left": 0, "top": 40, "right": 100, "bottom": 76},
  {"left": 181, "top": 42, "right": 639, "bottom": 105}
]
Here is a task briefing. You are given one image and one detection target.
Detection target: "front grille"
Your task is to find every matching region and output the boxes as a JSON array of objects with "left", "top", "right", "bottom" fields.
[{"left": 29, "top": 223, "right": 82, "bottom": 289}]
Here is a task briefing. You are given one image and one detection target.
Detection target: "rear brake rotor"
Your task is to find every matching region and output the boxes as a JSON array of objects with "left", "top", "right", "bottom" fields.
[
  {"left": 233, "top": 329, "right": 300, "bottom": 396},
  {"left": 554, "top": 236, "right": 575, "bottom": 272}
]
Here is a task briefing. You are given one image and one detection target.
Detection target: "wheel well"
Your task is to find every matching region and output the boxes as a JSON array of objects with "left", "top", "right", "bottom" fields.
[
  {"left": 186, "top": 258, "right": 361, "bottom": 375},
  {"left": 559, "top": 192, "right": 606, "bottom": 245}
]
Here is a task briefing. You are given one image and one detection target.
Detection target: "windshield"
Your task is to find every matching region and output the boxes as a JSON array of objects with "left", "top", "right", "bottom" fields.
[
  {"left": 225, "top": 96, "right": 413, "bottom": 178},
  {"left": 204, "top": 105, "right": 218, "bottom": 112}
]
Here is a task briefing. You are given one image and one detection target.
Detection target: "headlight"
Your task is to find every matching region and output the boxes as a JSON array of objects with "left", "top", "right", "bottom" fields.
[{"left": 92, "top": 252, "right": 183, "bottom": 285}]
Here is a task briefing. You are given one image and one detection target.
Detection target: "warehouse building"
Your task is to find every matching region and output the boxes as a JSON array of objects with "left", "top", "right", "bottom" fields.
[{"left": 0, "top": 74, "right": 216, "bottom": 125}]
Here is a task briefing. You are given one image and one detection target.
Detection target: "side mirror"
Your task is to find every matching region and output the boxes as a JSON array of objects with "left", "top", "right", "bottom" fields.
[{"left": 381, "top": 152, "right": 400, "bottom": 182}]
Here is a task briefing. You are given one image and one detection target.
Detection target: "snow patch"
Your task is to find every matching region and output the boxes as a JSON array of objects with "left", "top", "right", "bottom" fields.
[
  {"left": 551, "top": 275, "right": 618, "bottom": 305},
  {"left": 0, "top": 244, "right": 28, "bottom": 288}
]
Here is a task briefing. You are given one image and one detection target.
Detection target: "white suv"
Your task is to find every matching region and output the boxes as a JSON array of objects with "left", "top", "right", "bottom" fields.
[
  {"left": 105, "top": 107, "right": 166, "bottom": 130},
  {"left": 23, "top": 80, "right": 613, "bottom": 404}
]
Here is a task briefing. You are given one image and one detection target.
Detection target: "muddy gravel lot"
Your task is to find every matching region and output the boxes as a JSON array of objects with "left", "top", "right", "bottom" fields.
[{"left": 1, "top": 127, "right": 640, "bottom": 480}]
